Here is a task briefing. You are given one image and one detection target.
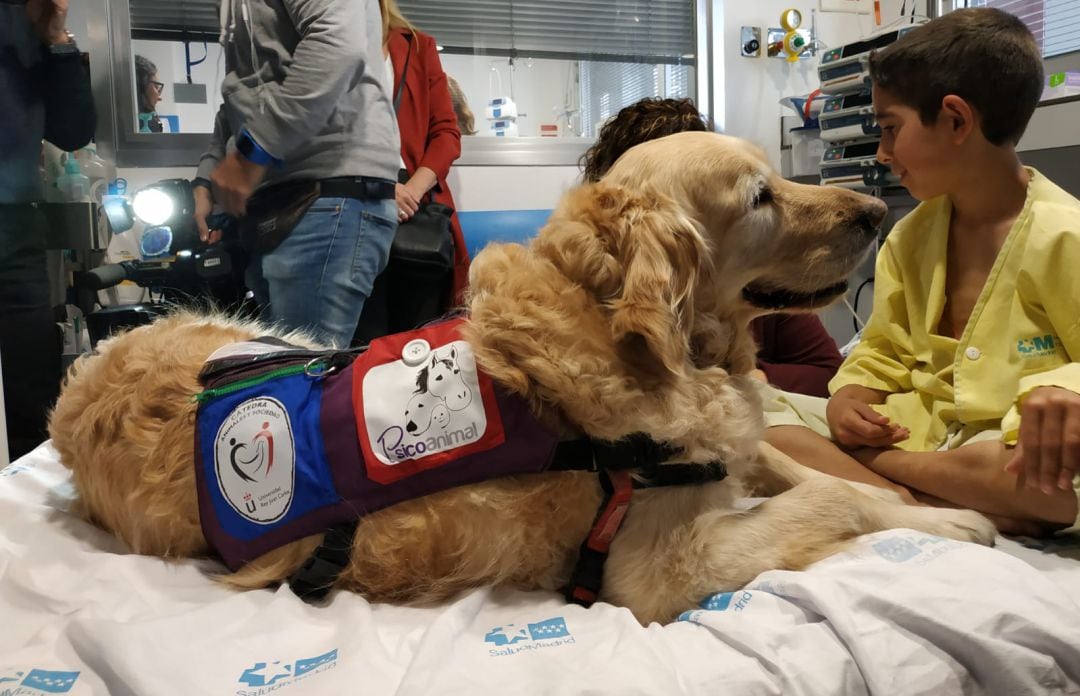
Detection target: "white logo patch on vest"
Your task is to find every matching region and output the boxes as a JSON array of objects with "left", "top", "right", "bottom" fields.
[
  {"left": 362, "top": 340, "right": 487, "bottom": 465},
  {"left": 214, "top": 396, "right": 296, "bottom": 524}
]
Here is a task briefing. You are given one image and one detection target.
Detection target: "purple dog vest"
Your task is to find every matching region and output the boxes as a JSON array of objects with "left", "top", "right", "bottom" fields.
[{"left": 194, "top": 318, "right": 563, "bottom": 571}]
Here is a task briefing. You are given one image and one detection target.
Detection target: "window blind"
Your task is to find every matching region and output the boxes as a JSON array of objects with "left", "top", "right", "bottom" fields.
[
  {"left": 969, "top": 0, "right": 1080, "bottom": 58},
  {"left": 127, "top": 0, "right": 701, "bottom": 65},
  {"left": 579, "top": 60, "right": 693, "bottom": 135},
  {"left": 129, "top": 0, "right": 219, "bottom": 41},
  {"left": 397, "top": 0, "right": 696, "bottom": 65}
]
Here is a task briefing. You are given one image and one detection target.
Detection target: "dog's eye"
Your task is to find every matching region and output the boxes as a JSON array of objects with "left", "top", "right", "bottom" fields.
[{"left": 752, "top": 187, "right": 773, "bottom": 208}]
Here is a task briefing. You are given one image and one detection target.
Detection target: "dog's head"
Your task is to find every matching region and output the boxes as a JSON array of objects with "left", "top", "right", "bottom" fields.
[{"left": 536, "top": 131, "right": 885, "bottom": 377}]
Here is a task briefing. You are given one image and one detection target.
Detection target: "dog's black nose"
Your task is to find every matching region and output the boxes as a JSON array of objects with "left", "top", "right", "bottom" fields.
[
  {"left": 406, "top": 421, "right": 418, "bottom": 433},
  {"left": 854, "top": 199, "right": 888, "bottom": 236}
]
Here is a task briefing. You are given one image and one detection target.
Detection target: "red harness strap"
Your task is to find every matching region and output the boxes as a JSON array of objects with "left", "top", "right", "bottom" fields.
[{"left": 566, "top": 469, "right": 634, "bottom": 607}]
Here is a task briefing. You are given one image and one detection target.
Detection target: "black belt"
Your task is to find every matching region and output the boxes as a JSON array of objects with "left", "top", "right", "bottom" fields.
[{"left": 319, "top": 176, "right": 396, "bottom": 201}]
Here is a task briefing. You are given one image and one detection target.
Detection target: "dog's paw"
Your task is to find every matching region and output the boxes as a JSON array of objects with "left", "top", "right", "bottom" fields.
[{"left": 904, "top": 508, "right": 998, "bottom": 547}]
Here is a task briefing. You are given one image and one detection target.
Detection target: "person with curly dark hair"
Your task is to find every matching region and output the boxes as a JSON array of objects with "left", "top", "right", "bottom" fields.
[
  {"left": 580, "top": 97, "right": 843, "bottom": 398},
  {"left": 580, "top": 98, "right": 708, "bottom": 183}
]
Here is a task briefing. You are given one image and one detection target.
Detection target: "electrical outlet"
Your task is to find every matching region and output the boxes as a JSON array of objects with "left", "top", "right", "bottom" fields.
[
  {"left": 818, "top": 0, "right": 872, "bottom": 14},
  {"left": 740, "top": 26, "right": 762, "bottom": 57}
]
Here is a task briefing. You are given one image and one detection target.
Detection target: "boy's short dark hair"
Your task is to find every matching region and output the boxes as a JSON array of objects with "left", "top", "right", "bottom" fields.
[
  {"left": 580, "top": 98, "right": 709, "bottom": 182},
  {"left": 868, "top": 8, "right": 1043, "bottom": 145}
]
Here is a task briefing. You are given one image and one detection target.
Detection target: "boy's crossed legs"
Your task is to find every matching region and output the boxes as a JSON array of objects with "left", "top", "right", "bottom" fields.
[{"left": 766, "top": 423, "right": 1079, "bottom": 536}]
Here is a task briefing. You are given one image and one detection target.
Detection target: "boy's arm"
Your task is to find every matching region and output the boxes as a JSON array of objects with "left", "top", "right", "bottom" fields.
[
  {"left": 999, "top": 227, "right": 1080, "bottom": 499},
  {"left": 824, "top": 243, "right": 917, "bottom": 447},
  {"left": 828, "top": 241, "right": 917, "bottom": 400},
  {"left": 859, "top": 443, "right": 1078, "bottom": 525}
]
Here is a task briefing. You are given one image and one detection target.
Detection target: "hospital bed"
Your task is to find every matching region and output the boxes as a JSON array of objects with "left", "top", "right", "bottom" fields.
[{"left": 2, "top": 443, "right": 1079, "bottom": 695}]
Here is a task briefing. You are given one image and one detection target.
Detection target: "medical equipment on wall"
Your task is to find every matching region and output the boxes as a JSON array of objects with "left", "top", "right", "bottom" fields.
[
  {"left": 740, "top": 26, "right": 762, "bottom": 57},
  {"left": 818, "top": 91, "right": 879, "bottom": 143},
  {"left": 819, "top": 140, "right": 898, "bottom": 190},
  {"left": 776, "top": 9, "right": 808, "bottom": 62},
  {"left": 817, "top": 25, "right": 917, "bottom": 95},
  {"left": 817, "top": 26, "right": 915, "bottom": 192},
  {"left": 488, "top": 118, "right": 520, "bottom": 137}
]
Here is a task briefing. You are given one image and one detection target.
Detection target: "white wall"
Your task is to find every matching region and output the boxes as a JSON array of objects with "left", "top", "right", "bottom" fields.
[
  {"left": 447, "top": 166, "right": 579, "bottom": 212},
  {"left": 720, "top": 0, "right": 909, "bottom": 168}
]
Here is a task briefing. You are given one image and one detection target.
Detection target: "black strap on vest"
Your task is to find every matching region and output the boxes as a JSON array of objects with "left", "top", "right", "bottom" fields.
[
  {"left": 288, "top": 432, "right": 726, "bottom": 604},
  {"left": 288, "top": 520, "right": 360, "bottom": 602}
]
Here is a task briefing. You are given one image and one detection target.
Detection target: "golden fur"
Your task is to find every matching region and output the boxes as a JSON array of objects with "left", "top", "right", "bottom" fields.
[{"left": 49, "top": 133, "right": 995, "bottom": 625}]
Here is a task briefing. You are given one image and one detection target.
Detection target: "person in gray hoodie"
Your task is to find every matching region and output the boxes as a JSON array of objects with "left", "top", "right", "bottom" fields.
[{"left": 194, "top": 0, "right": 400, "bottom": 348}]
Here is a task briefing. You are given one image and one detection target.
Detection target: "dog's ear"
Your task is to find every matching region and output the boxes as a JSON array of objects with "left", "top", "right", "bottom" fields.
[
  {"left": 536, "top": 182, "right": 707, "bottom": 377},
  {"left": 610, "top": 197, "right": 704, "bottom": 376}
]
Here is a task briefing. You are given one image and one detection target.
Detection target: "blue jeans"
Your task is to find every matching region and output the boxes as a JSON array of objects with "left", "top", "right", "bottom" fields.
[{"left": 246, "top": 196, "right": 397, "bottom": 348}]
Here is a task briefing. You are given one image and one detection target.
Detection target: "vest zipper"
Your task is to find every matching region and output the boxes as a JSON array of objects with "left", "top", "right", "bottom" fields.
[{"left": 194, "top": 363, "right": 316, "bottom": 404}]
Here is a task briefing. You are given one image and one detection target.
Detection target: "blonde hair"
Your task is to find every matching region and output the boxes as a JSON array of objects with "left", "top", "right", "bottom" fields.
[
  {"left": 447, "top": 76, "right": 477, "bottom": 135},
  {"left": 380, "top": 0, "right": 417, "bottom": 43}
]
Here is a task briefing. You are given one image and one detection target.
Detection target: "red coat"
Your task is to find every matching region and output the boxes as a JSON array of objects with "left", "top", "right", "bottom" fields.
[{"left": 387, "top": 28, "right": 470, "bottom": 304}]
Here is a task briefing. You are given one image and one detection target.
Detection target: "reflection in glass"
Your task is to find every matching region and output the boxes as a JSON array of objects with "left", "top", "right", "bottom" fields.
[
  {"left": 134, "top": 55, "right": 163, "bottom": 133},
  {"left": 399, "top": 0, "right": 697, "bottom": 139},
  {"left": 129, "top": 39, "right": 224, "bottom": 135}
]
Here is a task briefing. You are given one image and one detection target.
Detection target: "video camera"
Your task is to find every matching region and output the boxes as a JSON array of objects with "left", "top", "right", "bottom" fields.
[{"left": 82, "top": 178, "right": 245, "bottom": 346}]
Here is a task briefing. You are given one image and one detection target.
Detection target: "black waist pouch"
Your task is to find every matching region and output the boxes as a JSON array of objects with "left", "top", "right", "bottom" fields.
[{"left": 238, "top": 179, "right": 322, "bottom": 254}]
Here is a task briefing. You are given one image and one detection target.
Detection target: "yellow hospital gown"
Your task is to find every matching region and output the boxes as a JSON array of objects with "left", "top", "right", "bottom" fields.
[{"left": 830, "top": 168, "right": 1080, "bottom": 452}]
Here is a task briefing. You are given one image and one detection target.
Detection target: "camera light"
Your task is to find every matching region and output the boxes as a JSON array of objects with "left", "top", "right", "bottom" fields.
[
  {"left": 132, "top": 187, "right": 175, "bottom": 226},
  {"left": 140, "top": 226, "right": 174, "bottom": 258},
  {"left": 102, "top": 195, "right": 134, "bottom": 233}
]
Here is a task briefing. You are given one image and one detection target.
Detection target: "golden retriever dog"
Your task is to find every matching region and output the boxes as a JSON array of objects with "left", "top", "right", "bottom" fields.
[{"left": 49, "top": 132, "right": 995, "bottom": 625}]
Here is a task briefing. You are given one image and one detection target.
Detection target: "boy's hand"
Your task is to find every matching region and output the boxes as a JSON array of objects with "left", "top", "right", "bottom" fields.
[
  {"left": 1004, "top": 386, "right": 1080, "bottom": 495},
  {"left": 827, "top": 394, "right": 909, "bottom": 448}
]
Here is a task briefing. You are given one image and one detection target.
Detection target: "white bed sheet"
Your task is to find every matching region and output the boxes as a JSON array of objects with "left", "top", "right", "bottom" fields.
[{"left": 2, "top": 444, "right": 1080, "bottom": 696}]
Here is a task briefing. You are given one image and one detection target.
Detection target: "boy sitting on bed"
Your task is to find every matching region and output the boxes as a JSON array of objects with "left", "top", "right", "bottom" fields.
[{"left": 764, "top": 8, "right": 1080, "bottom": 536}]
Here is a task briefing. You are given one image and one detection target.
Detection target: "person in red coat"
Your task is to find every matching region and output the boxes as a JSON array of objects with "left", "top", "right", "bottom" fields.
[
  {"left": 580, "top": 97, "right": 843, "bottom": 397},
  {"left": 382, "top": 0, "right": 470, "bottom": 304}
]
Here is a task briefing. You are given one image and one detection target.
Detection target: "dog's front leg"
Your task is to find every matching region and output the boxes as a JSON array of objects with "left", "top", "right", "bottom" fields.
[
  {"left": 601, "top": 477, "right": 996, "bottom": 626},
  {"left": 748, "top": 441, "right": 906, "bottom": 505}
]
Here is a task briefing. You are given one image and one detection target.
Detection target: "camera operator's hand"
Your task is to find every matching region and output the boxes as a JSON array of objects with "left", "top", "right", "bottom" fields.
[
  {"left": 211, "top": 152, "right": 267, "bottom": 218},
  {"left": 193, "top": 185, "right": 221, "bottom": 245},
  {"left": 26, "top": 0, "right": 69, "bottom": 46}
]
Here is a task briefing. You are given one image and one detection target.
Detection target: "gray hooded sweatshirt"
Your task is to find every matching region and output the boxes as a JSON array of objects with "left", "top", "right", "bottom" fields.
[{"left": 196, "top": 0, "right": 399, "bottom": 187}]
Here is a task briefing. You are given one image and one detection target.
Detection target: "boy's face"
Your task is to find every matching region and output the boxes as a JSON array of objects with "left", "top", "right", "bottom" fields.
[{"left": 872, "top": 86, "right": 957, "bottom": 201}]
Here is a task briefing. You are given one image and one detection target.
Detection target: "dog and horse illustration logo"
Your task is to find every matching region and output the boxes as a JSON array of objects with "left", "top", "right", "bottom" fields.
[{"left": 403, "top": 347, "right": 473, "bottom": 436}]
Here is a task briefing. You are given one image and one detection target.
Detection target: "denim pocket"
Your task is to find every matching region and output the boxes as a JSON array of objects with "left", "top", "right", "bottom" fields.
[{"left": 351, "top": 205, "right": 397, "bottom": 286}]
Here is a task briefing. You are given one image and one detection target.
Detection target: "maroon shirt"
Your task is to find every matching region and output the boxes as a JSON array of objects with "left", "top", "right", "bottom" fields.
[{"left": 750, "top": 314, "right": 843, "bottom": 398}]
